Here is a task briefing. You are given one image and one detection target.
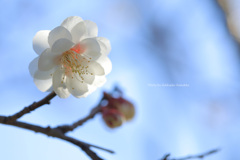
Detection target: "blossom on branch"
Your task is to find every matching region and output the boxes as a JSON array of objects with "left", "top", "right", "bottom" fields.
[{"left": 29, "top": 16, "right": 112, "bottom": 98}]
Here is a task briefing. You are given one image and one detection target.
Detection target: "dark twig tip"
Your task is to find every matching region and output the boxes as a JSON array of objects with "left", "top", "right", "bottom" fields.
[
  {"left": 160, "top": 148, "right": 220, "bottom": 160},
  {"left": 162, "top": 153, "right": 170, "bottom": 160}
]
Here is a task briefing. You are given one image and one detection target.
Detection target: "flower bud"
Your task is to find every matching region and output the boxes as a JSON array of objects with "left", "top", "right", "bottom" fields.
[
  {"left": 108, "top": 97, "right": 135, "bottom": 121},
  {"left": 102, "top": 107, "right": 125, "bottom": 128}
]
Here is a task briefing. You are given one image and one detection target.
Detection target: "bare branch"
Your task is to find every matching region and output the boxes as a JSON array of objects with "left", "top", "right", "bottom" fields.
[
  {"left": 56, "top": 105, "right": 101, "bottom": 133},
  {"left": 160, "top": 149, "right": 220, "bottom": 160},
  {"left": 56, "top": 100, "right": 103, "bottom": 134},
  {"left": 4, "top": 91, "right": 56, "bottom": 122},
  {"left": 0, "top": 115, "right": 114, "bottom": 160}
]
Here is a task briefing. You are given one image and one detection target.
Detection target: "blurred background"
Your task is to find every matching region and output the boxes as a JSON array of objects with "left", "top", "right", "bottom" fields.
[{"left": 0, "top": 0, "right": 240, "bottom": 159}]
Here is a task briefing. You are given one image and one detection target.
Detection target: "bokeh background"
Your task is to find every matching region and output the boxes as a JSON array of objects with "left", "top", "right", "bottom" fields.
[{"left": 0, "top": 0, "right": 240, "bottom": 159}]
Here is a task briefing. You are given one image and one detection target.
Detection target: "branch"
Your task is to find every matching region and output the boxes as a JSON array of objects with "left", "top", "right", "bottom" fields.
[
  {"left": 160, "top": 149, "right": 220, "bottom": 160},
  {"left": 4, "top": 91, "right": 56, "bottom": 122},
  {"left": 56, "top": 100, "right": 103, "bottom": 134},
  {"left": 0, "top": 115, "right": 114, "bottom": 160}
]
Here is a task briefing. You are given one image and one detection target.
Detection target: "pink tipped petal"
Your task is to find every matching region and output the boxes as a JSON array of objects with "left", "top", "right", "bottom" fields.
[
  {"left": 95, "top": 56, "right": 112, "bottom": 75},
  {"left": 61, "top": 16, "right": 83, "bottom": 32},
  {"left": 33, "top": 30, "right": 50, "bottom": 55},
  {"left": 66, "top": 73, "right": 89, "bottom": 97},
  {"left": 71, "top": 21, "right": 87, "bottom": 43},
  {"left": 52, "top": 68, "right": 70, "bottom": 98},
  {"left": 29, "top": 57, "right": 39, "bottom": 77},
  {"left": 81, "top": 38, "right": 101, "bottom": 60},
  {"left": 96, "top": 37, "right": 111, "bottom": 55},
  {"left": 51, "top": 38, "right": 74, "bottom": 54},
  {"left": 38, "top": 48, "right": 56, "bottom": 71},
  {"left": 84, "top": 20, "right": 98, "bottom": 38},
  {"left": 34, "top": 78, "right": 52, "bottom": 92},
  {"left": 87, "top": 61, "right": 105, "bottom": 76},
  {"left": 48, "top": 26, "right": 72, "bottom": 47}
]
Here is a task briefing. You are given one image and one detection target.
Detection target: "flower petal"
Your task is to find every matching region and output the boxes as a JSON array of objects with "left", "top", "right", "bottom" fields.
[
  {"left": 87, "top": 61, "right": 105, "bottom": 76},
  {"left": 82, "top": 74, "right": 95, "bottom": 84},
  {"left": 96, "top": 37, "right": 111, "bottom": 55},
  {"left": 34, "top": 78, "right": 52, "bottom": 92},
  {"left": 33, "top": 30, "right": 50, "bottom": 55},
  {"left": 71, "top": 21, "right": 87, "bottom": 43},
  {"left": 95, "top": 56, "right": 112, "bottom": 75},
  {"left": 66, "top": 73, "right": 89, "bottom": 98},
  {"left": 38, "top": 48, "right": 55, "bottom": 71},
  {"left": 34, "top": 67, "right": 56, "bottom": 80},
  {"left": 71, "top": 20, "right": 98, "bottom": 43},
  {"left": 84, "top": 20, "right": 98, "bottom": 38},
  {"left": 48, "top": 26, "right": 72, "bottom": 47},
  {"left": 93, "top": 76, "right": 107, "bottom": 87},
  {"left": 52, "top": 68, "right": 70, "bottom": 98},
  {"left": 81, "top": 38, "right": 101, "bottom": 60},
  {"left": 68, "top": 72, "right": 95, "bottom": 84},
  {"left": 51, "top": 38, "right": 74, "bottom": 54},
  {"left": 29, "top": 57, "right": 39, "bottom": 77},
  {"left": 61, "top": 16, "right": 83, "bottom": 32},
  {"left": 75, "top": 84, "right": 97, "bottom": 98}
]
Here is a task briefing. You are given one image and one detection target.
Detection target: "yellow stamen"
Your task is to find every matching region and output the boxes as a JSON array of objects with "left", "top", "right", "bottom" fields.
[{"left": 60, "top": 50, "right": 93, "bottom": 80}]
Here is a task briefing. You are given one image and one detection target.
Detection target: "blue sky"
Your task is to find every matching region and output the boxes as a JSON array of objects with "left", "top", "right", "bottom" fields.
[{"left": 0, "top": 0, "right": 240, "bottom": 160}]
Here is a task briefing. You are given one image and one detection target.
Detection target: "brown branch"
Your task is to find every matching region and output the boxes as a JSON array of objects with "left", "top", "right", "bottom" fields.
[
  {"left": 56, "top": 100, "right": 103, "bottom": 134},
  {"left": 56, "top": 105, "right": 101, "bottom": 133},
  {"left": 160, "top": 149, "right": 220, "bottom": 160},
  {"left": 5, "top": 91, "right": 56, "bottom": 122},
  {"left": 0, "top": 115, "right": 114, "bottom": 160}
]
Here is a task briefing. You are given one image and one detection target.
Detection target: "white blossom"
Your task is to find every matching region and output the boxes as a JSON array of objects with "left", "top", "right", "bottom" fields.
[{"left": 29, "top": 16, "right": 112, "bottom": 98}]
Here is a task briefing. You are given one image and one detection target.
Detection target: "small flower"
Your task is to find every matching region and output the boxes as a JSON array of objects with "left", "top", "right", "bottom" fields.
[
  {"left": 101, "top": 107, "right": 125, "bottom": 128},
  {"left": 29, "top": 16, "right": 112, "bottom": 98},
  {"left": 107, "top": 97, "right": 135, "bottom": 121}
]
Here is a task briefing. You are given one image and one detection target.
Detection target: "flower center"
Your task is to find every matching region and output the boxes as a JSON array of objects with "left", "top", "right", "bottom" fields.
[
  {"left": 60, "top": 44, "right": 92, "bottom": 82},
  {"left": 70, "top": 43, "right": 85, "bottom": 54}
]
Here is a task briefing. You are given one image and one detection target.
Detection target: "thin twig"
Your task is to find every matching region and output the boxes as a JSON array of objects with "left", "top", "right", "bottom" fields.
[
  {"left": 0, "top": 116, "right": 114, "bottom": 160},
  {"left": 5, "top": 91, "right": 56, "bottom": 122},
  {"left": 56, "top": 96, "right": 105, "bottom": 134},
  {"left": 56, "top": 105, "right": 102, "bottom": 134},
  {"left": 160, "top": 149, "right": 220, "bottom": 160}
]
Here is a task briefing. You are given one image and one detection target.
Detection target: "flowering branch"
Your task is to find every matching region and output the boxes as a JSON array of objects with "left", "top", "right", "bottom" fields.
[
  {"left": 0, "top": 115, "right": 113, "bottom": 160},
  {"left": 160, "top": 149, "right": 220, "bottom": 160},
  {"left": 4, "top": 91, "right": 56, "bottom": 122},
  {"left": 0, "top": 92, "right": 114, "bottom": 160},
  {"left": 56, "top": 87, "right": 136, "bottom": 133}
]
